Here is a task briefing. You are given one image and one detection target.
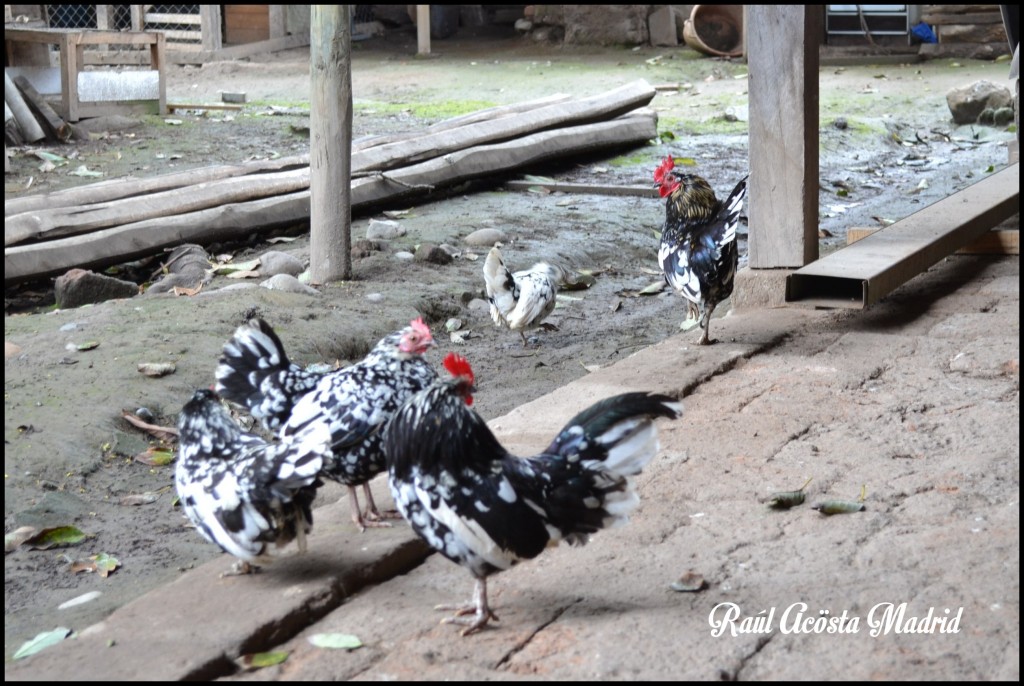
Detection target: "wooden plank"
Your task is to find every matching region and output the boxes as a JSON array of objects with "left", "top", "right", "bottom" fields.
[
  {"left": 786, "top": 164, "right": 1019, "bottom": 309},
  {"left": 348, "top": 79, "right": 656, "bottom": 173},
  {"left": 167, "top": 102, "right": 244, "bottom": 111},
  {"left": 12, "top": 74, "right": 72, "bottom": 141},
  {"left": 746, "top": 5, "right": 822, "bottom": 269},
  {"left": 4, "top": 111, "right": 656, "bottom": 284},
  {"left": 848, "top": 227, "right": 1019, "bottom": 255},
  {"left": 5, "top": 167, "right": 312, "bottom": 246},
  {"left": 4, "top": 154, "right": 311, "bottom": 216},
  {"left": 504, "top": 180, "right": 658, "bottom": 198}
]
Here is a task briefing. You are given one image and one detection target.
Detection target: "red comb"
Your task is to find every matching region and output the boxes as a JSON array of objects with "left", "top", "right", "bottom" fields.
[
  {"left": 654, "top": 155, "right": 675, "bottom": 183},
  {"left": 410, "top": 317, "right": 433, "bottom": 340},
  {"left": 443, "top": 352, "right": 474, "bottom": 383}
]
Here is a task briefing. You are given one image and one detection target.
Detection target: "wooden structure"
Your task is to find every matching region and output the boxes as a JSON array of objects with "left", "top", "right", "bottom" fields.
[
  {"left": 742, "top": 5, "right": 1017, "bottom": 309},
  {"left": 4, "top": 27, "right": 165, "bottom": 121}
]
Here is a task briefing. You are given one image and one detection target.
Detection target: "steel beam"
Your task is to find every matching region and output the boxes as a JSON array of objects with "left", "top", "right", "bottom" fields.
[{"left": 786, "top": 163, "right": 1019, "bottom": 309}]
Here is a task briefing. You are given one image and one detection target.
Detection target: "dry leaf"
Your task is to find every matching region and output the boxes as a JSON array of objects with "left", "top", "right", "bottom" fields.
[{"left": 172, "top": 284, "right": 204, "bottom": 296}]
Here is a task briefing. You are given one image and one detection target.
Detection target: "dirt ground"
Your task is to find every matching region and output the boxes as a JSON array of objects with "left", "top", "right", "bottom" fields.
[{"left": 3, "top": 24, "right": 1018, "bottom": 663}]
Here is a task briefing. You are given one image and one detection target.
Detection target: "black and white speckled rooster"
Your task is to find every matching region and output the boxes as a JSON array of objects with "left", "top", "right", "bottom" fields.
[
  {"left": 483, "top": 246, "right": 562, "bottom": 346},
  {"left": 655, "top": 155, "right": 747, "bottom": 345},
  {"left": 175, "top": 389, "right": 331, "bottom": 575},
  {"left": 215, "top": 318, "right": 437, "bottom": 531},
  {"left": 384, "top": 353, "right": 682, "bottom": 635}
]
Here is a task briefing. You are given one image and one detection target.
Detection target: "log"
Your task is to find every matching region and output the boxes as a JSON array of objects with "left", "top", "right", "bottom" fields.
[
  {"left": 352, "top": 93, "right": 575, "bottom": 153},
  {"left": 4, "top": 71, "right": 46, "bottom": 143},
  {"left": 348, "top": 79, "right": 656, "bottom": 173},
  {"left": 5, "top": 110, "right": 657, "bottom": 284},
  {"left": 5, "top": 92, "right": 586, "bottom": 216},
  {"left": 5, "top": 81, "right": 656, "bottom": 245},
  {"left": 12, "top": 75, "right": 72, "bottom": 142},
  {"left": 4, "top": 154, "right": 311, "bottom": 217},
  {"left": 6, "top": 167, "right": 312, "bottom": 246}
]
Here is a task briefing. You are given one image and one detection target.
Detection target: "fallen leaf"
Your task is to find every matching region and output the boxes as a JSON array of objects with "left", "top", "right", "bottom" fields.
[
  {"left": 74, "top": 341, "right": 100, "bottom": 351},
  {"left": 69, "top": 165, "right": 104, "bottom": 178},
  {"left": 308, "top": 633, "right": 362, "bottom": 650},
  {"left": 92, "top": 553, "right": 120, "bottom": 577},
  {"left": 13, "top": 627, "right": 72, "bottom": 660},
  {"left": 5, "top": 526, "right": 38, "bottom": 553},
  {"left": 213, "top": 259, "right": 261, "bottom": 275},
  {"left": 22, "top": 526, "right": 87, "bottom": 550},
  {"left": 134, "top": 447, "right": 176, "bottom": 466},
  {"left": 172, "top": 284, "right": 204, "bottom": 296},
  {"left": 638, "top": 281, "right": 667, "bottom": 296},
  {"left": 238, "top": 651, "right": 290, "bottom": 670},
  {"left": 58, "top": 591, "right": 102, "bottom": 609}
]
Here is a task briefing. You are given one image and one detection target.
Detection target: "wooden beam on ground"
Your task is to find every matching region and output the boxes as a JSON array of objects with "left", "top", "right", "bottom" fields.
[
  {"left": 746, "top": 5, "right": 822, "bottom": 268},
  {"left": 4, "top": 110, "right": 656, "bottom": 284},
  {"left": 12, "top": 74, "right": 72, "bottom": 141},
  {"left": 848, "top": 227, "right": 1019, "bottom": 255},
  {"left": 786, "top": 164, "right": 1020, "bottom": 309},
  {"left": 504, "top": 180, "right": 658, "bottom": 198},
  {"left": 4, "top": 155, "right": 310, "bottom": 217}
]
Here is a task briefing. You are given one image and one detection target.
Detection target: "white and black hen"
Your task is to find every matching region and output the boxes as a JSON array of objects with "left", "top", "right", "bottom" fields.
[
  {"left": 175, "top": 389, "right": 330, "bottom": 575},
  {"left": 215, "top": 318, "right": 437, "bottom": 531},
  {"left": 384, "top": 353, "right": 682, "bottom": 635},
  {"left": 483, "top": 246, "right": 562, "bottom": 346}
]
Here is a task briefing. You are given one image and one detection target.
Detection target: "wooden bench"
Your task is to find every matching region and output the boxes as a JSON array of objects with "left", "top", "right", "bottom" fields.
[{"left": 4, "top": 27, "right": 166, "bottom": 122}]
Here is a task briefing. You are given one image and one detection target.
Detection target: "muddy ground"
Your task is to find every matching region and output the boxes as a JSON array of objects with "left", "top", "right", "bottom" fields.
[{"left": 3, "top": 25, "right": 1018, "bottom": 662}]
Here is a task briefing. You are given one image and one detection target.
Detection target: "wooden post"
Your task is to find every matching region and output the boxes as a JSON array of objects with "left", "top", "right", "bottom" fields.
[
  {"left": 200, "top": 5, "right": 222, "bottom": 52},
  {"left": 309, "top": 5, "right": 353, "bottom": 283},
  {"left": 417, "top": 5, "right": 431, "bottom": 56},
  {"left": 746, "top": 6, "right": 822, "bottom": 268}
]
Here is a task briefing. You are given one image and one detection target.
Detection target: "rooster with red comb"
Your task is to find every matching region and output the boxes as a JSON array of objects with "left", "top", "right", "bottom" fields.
[
  {"left": 384, "top": 352, "right": 681, "bottom": 635},
  {"left": 216, "top": 317, "right": 437, "bottom": 531},
  {"left": 654, "top": 154, "right": 747, "bottom": 345}
]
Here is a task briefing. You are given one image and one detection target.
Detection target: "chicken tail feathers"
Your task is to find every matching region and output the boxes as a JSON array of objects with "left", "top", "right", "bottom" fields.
[
  {"left": 530, "top": 393, "right": 682, "bottom": 538},
  {"left": 215, "top": 319, "right": 320, "bottom": 431},
  {"left": 483, "top": 247, "right": 518, "bottom": 322}
]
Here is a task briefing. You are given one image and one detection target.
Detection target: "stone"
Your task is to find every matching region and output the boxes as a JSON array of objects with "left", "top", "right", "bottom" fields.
[
  {"left": 946, "top": 80, "right": 1013, "bottom": 125},
  {"left": 367, "top": 218, "right": 406, "bottom": 240},
  {"left": 414, "top": 243, "right": 454, "bottom": 265},
  {"left": 463, "top": 228, "right": 507, "bottom": 246},
  {"left": 54, "top": 269, "right": 138, "bottom": 309},
  {"left": 258, "top": 250, "right": 304, "bottom": 277},
  {"left": 259, "top": 274, "right": 320, "bottom": 295}
]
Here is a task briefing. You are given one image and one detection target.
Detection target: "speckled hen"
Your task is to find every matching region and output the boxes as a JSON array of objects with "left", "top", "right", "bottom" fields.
[
  {"left": 215, "top": 318, "right": 437, "bottom": 531},
  {"left": 174, "top": 389, "right": 330, "bottom": 575},
  {"left": 384, "top": 353, "right": 682, "bottom": 635}
]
